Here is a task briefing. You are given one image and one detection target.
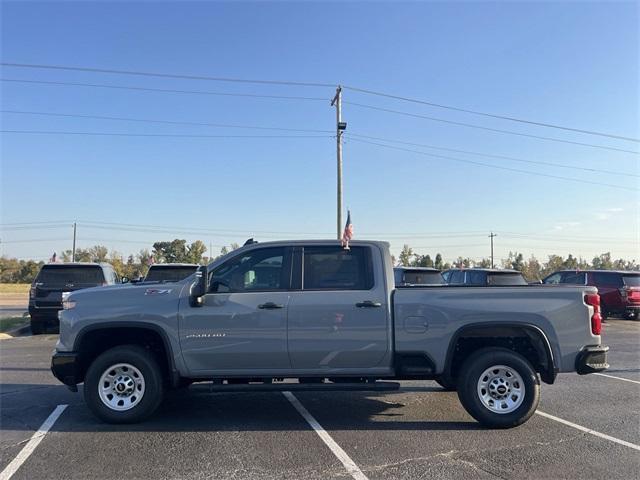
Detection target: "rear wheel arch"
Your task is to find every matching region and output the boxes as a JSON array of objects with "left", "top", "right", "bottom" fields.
[
  {"left": 74, "top": 322, "right": 178, "bottom": 386},
  {"left": 444, "top": 322, "right": 557, "bottom": 385}
]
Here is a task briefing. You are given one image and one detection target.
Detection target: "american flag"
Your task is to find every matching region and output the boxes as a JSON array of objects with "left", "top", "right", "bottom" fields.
[{"left": 341, "top": 210, "right": 353, "bottom": 249}]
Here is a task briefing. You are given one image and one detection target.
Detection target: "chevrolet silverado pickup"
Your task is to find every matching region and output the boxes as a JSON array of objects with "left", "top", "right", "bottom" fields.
[{"left": 52, "top": 240, "right": 608, "bottom": 428}]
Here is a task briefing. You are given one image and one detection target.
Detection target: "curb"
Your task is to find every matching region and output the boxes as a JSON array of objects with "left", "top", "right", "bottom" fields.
[{"left": 0, "top": 323, "right": 31, "bottom": 340}]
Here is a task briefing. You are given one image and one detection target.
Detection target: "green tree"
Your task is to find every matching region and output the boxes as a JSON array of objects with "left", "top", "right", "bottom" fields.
[
  {"left": 434, "top": 253, "right": 444, "bottom": 270},
  {"left": 398, "top": 245, "right": 414, "bottom": 266},
  {"left": 413, "top": 254, "right": 434, "bottom": 268},
  {"left": 152, "top": 239, "right": 188, "bottom": 263},
  {"left": 186, "top": 240, "right": 207, "bottom": 264}
]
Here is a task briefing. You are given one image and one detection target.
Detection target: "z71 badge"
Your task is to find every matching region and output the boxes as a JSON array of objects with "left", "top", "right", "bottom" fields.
[{"left": 144, "top": 288, "right": 172, "bottom": 296}]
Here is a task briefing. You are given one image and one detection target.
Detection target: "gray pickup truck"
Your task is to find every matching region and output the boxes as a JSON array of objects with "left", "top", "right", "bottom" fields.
[{"left": 52, "top": 240, "right": 608, "bottom": 428}]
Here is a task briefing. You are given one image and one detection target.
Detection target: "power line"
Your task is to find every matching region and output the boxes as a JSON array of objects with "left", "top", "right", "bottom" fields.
[
  {"left": 347, "top": 137, "right": 638, "bottom": 191},
  {"left": 347, "top": 133, "right": 637, "bottom": 178},
  {"left": 0, "top": 62, "right": 336, "bottom": 88},
  {"left": 1, "top": 130, "right": 331, "bottom": 139},
  {"left": 344, "top": 102, "right": 639, "bottom": 155},
  {"left": 0, "top": 78, "right": 329, "bottom": 101},
  {"left": 342, "top": 85, "right": 639, "bottom": 143},
  {"left": 1, "top": 109, "right": 332, "bottom": 134}
]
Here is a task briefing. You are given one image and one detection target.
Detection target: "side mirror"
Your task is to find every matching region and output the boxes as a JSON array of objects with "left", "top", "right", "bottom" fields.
[
  {"left": 190, "top": 265, "right": 209, "bottom": 306},
  {"left": 121, "top": 276, "right": 130, "bottom": 284}
]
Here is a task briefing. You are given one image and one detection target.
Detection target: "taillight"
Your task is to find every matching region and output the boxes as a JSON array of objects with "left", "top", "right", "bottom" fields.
[
  {"left": 585, "top": 293, "right": 602, "bottom": 335},
  {"left": 29, "top": 285, "right": 36, "bottom": 299}
]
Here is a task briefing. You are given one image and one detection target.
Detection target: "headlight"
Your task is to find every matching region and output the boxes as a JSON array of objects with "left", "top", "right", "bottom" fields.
[{"left": 62, "top": 292, "right": 76, "bottom": 310}]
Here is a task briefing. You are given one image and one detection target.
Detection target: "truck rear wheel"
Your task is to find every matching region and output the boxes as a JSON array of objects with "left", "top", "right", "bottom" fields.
[
  {"left": 84, "top": 345, "right": 164, "bottom": 424},
  {"left": 457, "top": 348, "right": 539, "bottom": 429}
]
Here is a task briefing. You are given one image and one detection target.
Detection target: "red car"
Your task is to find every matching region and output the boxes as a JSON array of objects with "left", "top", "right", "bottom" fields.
[{"left": 543, "top": 270, "right": 640, "bottom": 320}]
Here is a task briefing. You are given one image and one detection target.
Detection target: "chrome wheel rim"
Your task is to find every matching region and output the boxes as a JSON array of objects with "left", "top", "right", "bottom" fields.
[
  {"left": 477, "top": 364, "right": 525, "bottom": 414},
  {"left": 98, "top": 363, "right": 145, "bottom": 411}
]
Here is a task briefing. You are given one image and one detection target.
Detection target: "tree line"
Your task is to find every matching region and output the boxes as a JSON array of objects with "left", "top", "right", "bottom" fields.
[
  {"left": 0, "top": 239, "right": 239, "bottom": 284},
  {"left": 0, "top": 240, "right": 637, "bottom": 284}
]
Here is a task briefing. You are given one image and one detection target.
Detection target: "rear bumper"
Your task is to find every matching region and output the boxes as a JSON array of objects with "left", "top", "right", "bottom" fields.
[
  {"left": 576, "top": 345, "right": 609, "bottom": 375},
  {"left": 51, "top": 351, "right": 82, "bottom": 387},
  {"left": 29, "top": 305, "right": 62, "bottom": 322}
]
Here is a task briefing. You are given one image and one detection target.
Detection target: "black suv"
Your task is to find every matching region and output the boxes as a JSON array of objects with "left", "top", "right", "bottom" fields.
[
  {"left": 442, "top": 268, "right": 527, "bottom": 286},
  {"left": 28, "top": 263, "right": 118, "bottom": 334}
]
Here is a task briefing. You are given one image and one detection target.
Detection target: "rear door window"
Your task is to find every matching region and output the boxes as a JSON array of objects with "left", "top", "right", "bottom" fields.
[
  {"left": 593, "top": 272, "right": 623, "bottom": 287},
  {"left": 623, "top": 274, "right": 640, "bottom": 287},
  {"left": 466, "top": 270, "right": 486, "bottom": 285},
  {"left": 449, "top": 270, "right": 465, "bottom": 284},
  {"left": 488, "top": 273, "right": 527, "bottom": 285},
  {"left": 303, "top": 246, "right": 373, "bottom": 290}
]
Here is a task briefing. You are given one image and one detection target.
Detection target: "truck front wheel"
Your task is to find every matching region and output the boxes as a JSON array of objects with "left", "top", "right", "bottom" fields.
[
  {"left": 84, "top": 345, "right": 164, "bottom": 424},
  {"left": 457, "top": 348, "right": 539, "bottom": 429}
]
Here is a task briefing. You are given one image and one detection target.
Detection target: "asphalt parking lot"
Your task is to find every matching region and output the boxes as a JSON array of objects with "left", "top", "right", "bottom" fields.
[{"left": 1, "top": 319, "right": 639, "bottom": 480}]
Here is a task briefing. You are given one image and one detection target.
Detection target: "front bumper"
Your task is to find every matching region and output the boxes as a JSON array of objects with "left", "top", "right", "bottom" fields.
[
  {"left": 51, "top": 352, "right": 82, "bottom": 387},
  {"left": 576, "top": 345, "right": 609, "bottom": 375}
]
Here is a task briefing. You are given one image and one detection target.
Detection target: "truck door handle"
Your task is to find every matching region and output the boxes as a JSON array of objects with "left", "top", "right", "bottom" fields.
[
  {"left": 356, "top": 301, "right": 382, "bottom": 308},
  {"left": 257, "top": 302, "right": 284, "bottom": 309}
]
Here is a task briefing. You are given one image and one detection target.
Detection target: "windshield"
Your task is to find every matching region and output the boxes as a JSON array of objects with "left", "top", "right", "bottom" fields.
[
  {"left": 623, "top": 274, "right": 640, "bottom": 287},
  {"left": 35, "top": 265, "right": 104, "bottom": 286},
  {"left": 487, "top": 273, "right": 527, "bottom": 286},
  {"left": 145, "top": 266, "right": 198, "bottom": 283}
]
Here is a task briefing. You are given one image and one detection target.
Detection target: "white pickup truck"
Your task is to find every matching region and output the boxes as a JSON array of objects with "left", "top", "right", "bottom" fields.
[{"left": 52, "top": 240, "right": 608, "bottom": 427}]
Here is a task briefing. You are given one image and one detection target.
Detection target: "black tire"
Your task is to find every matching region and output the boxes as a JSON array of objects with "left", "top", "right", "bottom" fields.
[
  {"left": 435, "top": 376, "right": 457, "bottom": 391},
  {"left": 457, "top": 348, "right": 540, "bottom": 429},
  {"left": 30, "top": 318, "right": 45, "bottom": 335},
  {"left": 627, "top": 310, "right": 639, "bottom": 321},
  {"left": 84, "top": 345, "right": 164, "bottom": 424}
]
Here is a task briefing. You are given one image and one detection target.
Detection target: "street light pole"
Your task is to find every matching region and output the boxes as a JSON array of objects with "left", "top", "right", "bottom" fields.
[
  {"left": 489, "top": 232, "right": 497, "bottom": 268},
  {"left": 72, "top": 222, "right": 77, "bottom": 262},
  {"left": 331, "top": 86, "right": 345, "bottom": 239}
]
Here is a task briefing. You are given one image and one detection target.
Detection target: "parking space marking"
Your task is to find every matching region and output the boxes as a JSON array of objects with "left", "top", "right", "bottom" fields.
[
  {"left": 0, "top": 404, "right": 67, "bottom": 480},
  {"left": 536, "top": 410, "right": 640, "bottom": 452},
  {"left": 282, "top": 392, "right": 369, "bottom": 480},
  {"left": 593, "top": 373, "right": 640, "bottom": 385}
]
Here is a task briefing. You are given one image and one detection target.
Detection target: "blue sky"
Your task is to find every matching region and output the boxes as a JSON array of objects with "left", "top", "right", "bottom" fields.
[{"left": 1, "top": 1, "right": 638, "bottom": 263}]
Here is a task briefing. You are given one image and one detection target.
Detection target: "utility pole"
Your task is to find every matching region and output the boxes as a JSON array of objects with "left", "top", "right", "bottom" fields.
[
  {"left": 72, "top": 222, "right": 77, "bottom": 262},
  {"left": 489, "top": 232, "right": 497, "bottom": 268},
  {"left": 331, "top": 86, "right": 347, "bottom": 239}
]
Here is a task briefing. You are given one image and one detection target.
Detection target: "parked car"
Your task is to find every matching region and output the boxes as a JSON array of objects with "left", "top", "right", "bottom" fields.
[
  {"left": 442, "top": 268, "right": 528, "bottom": 286},
  {"left": 394, "top": 267, "right": 444, "bottom": 286},
  {"left": 29, "top": 262, "right": 118, "bottom": 334},
  {"left": 543, "top": 270, "right": 640, "bottom": 320},
  {"left": 52, "top": 240, "right": 607, "bottom": 428},
  {"left": 143, "top": 264, "right": 199, "bottom": 283}
]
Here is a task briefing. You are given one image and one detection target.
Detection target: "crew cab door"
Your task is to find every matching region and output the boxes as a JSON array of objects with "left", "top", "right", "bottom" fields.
[
  {"left": 179, "top": 246, "right": 292, "bottom": 374},
  {"left": 287, "top": 245, "right": 392, "bottom": 372}
]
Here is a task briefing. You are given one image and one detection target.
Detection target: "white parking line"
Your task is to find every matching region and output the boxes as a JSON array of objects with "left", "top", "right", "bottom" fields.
[
  {"left": 594, "top": 373, "right": 640, "bottom": 385},
  {"left": 0, "top": 405, "right": 68, "bottom": 480},
  {"left": 283, "top": 391, "right": 369, "bottom": 480},
  {"left": 536, "top": 410, "right": 640, "bottom": 452}
]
